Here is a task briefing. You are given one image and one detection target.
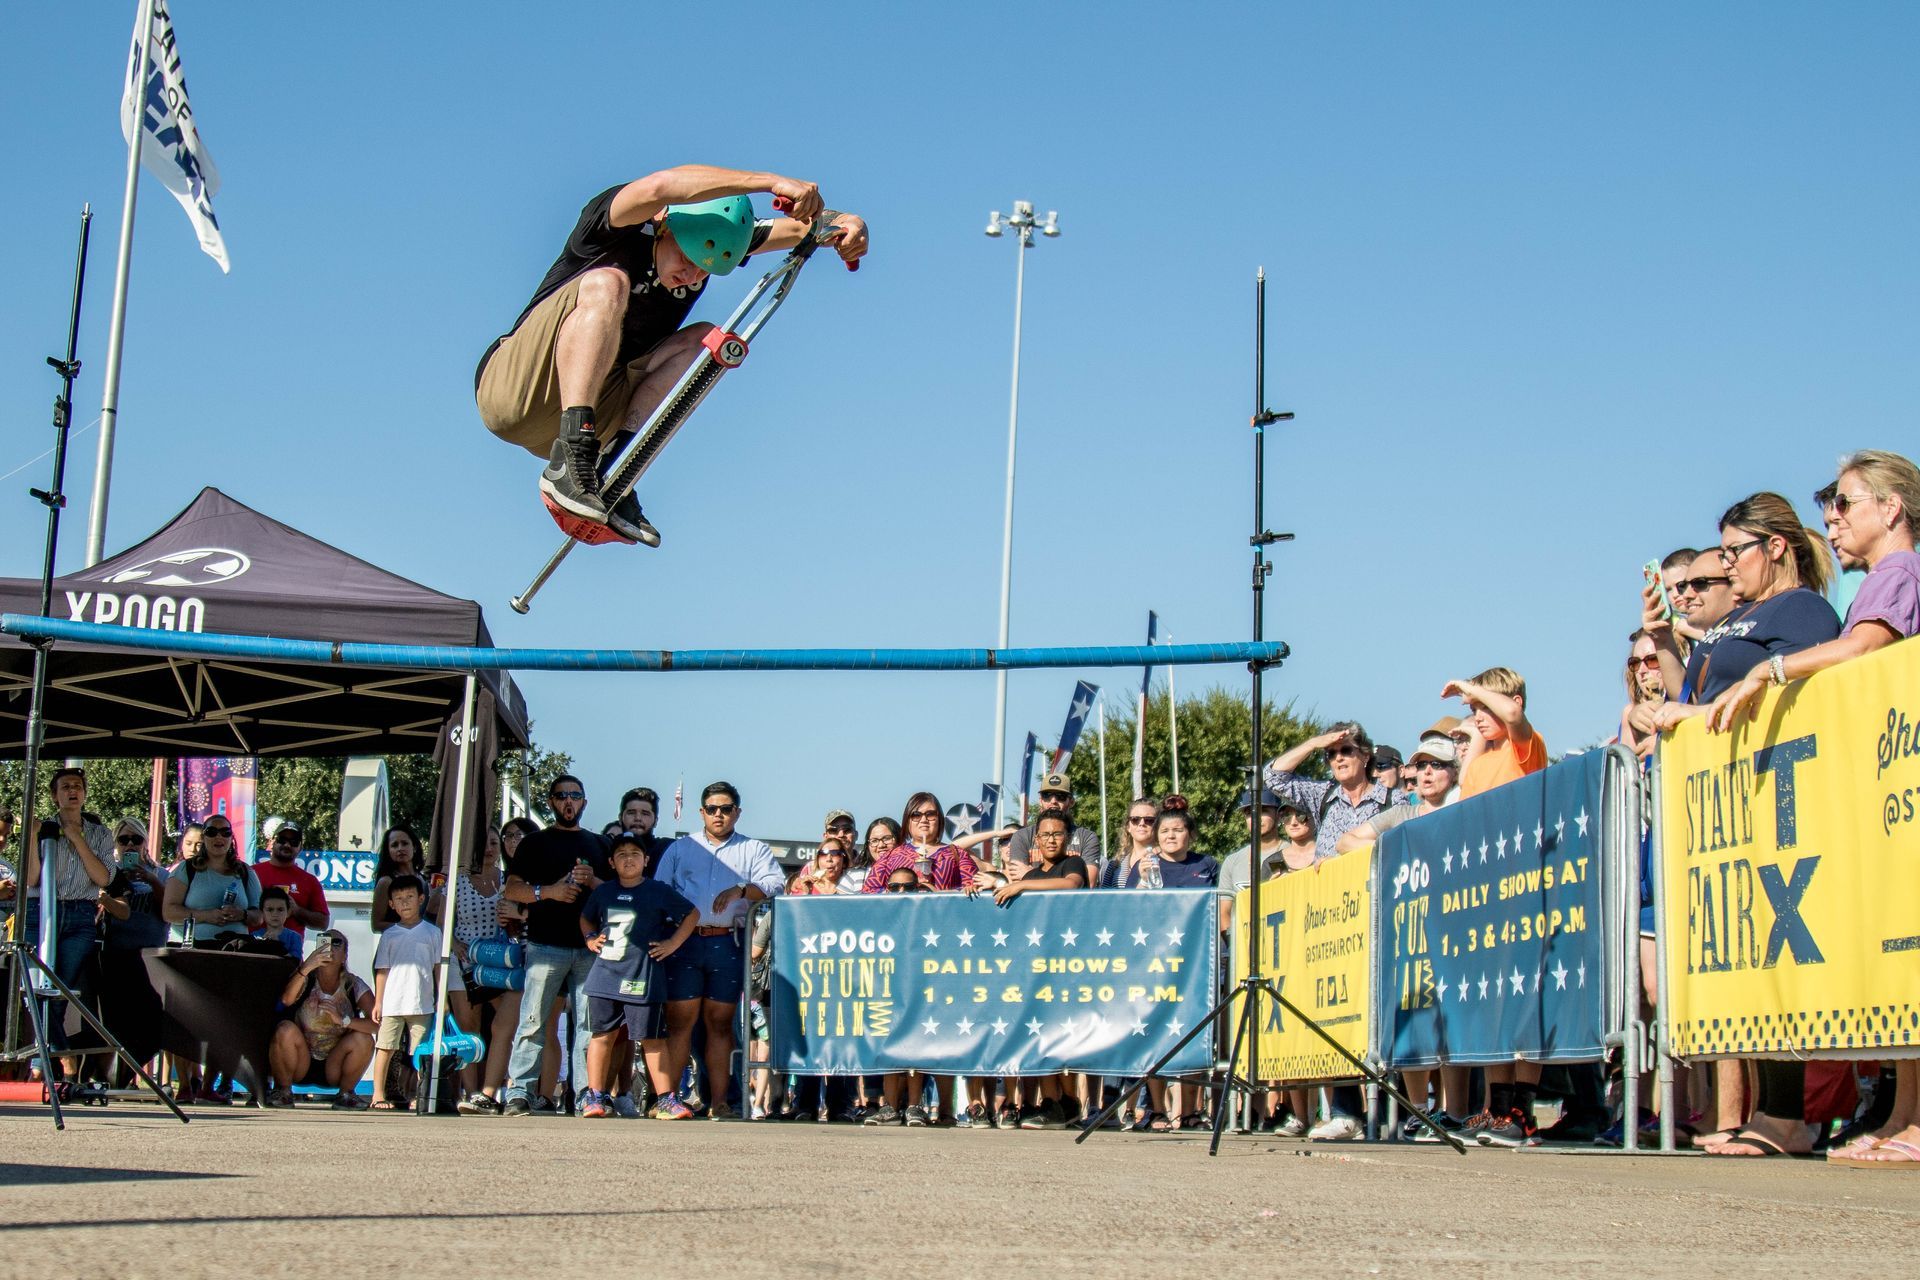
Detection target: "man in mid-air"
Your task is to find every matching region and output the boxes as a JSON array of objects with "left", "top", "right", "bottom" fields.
[{"left": 477, "top": 165, "right": 869, "bottom": 545}]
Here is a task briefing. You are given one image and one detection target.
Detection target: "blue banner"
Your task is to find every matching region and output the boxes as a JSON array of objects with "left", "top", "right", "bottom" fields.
[
  {"left": 770, "top": 890, "right": 1218, "bottom": 1076},
  {"left": 1377, "top": 751, "right": 1611, "bottom": 1066}
]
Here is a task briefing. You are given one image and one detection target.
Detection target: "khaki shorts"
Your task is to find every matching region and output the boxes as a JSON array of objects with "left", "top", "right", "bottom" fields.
[
  {"left": 374, "top": 1012, "right": 430, "bottom": 1053},
  {"left": 476, "top": 276, "right": 657, "bottom": 457}
]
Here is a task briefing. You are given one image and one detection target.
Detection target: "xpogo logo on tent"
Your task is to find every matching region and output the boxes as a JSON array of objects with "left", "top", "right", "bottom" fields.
[{"left": 96, "top": 548, "right": 252, "bottom": 588}]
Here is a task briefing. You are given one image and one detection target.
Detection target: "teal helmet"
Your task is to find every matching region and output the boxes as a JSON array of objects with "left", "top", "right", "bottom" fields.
[{"left": 664, "top": 195, "right": 755, "bottom": 276}]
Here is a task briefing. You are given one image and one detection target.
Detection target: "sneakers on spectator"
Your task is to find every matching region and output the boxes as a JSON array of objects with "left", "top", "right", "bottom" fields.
[
  {"left": 709, "top": 1102, "right": 739, "bottom": 1121},
  {"left": 1021, "top": 1099, "right": 1066, "bottom": 1130},
  {"left": 502, "top": 1096, "right": 532, "bottom": 1118},
  {"left": 993, "top": 1105, "right": 1019, "bottom": 1130},
  {"left": 1410, "top": 1110, "right": 1465, "bottom": 1143},
  {"left": 1479, "top": 1107, "right": 1541, "bottom": 1148},
  {"left": 1309, "top": 1114, "right": 1363, "bottom": 1142},
  {"left": 330, "top": 1090, "right": 367, "bottom": 1110},
  {"left": 1588, "top": 1109, "right": 1653, "bottom": 1147},
  {"left": 863, "top": 1103, "right": 902, "bottom": 1126},
  {"left": 580, "top": 1090, "right": 611, "bottom": 1119},
  {"left": 842, "top": 1104, "right": 869, "bottom": 1124},
  {"left": 530, "top": 1095, "right": 558, "bottom": 1115},
  {"left": 457, "top": 1092, "right": 501, "bottom": 1116},
  {"left": 262, "top": 1088, "right": 295, "bottom": 1108},
  {"left": 611, "top": 1093, "right": 641, "bottom": 1120},
  {"left": 955, "top": 1103, "right": 982, "bottom": 1129},
  {"left": 1458, "top": 1109, "right": 1496, "bottom": 1142},
  {"left": 1277, "top": 1115, "right": 1308, "bottom": 1138},
  {"left": 651, "top": 1094, "right": 695, "bottom": 1121},
  {"left": 903, "top": 1104, "right": 930, "bottom": 1127}
]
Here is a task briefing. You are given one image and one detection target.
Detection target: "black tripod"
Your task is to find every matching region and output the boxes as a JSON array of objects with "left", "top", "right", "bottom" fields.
[
  {"left": 1078, "top": 269, "right": 1463, "bottom": 1156},
  {"left": 1, "top": 207, "right": 187, "bottom": 1130}
]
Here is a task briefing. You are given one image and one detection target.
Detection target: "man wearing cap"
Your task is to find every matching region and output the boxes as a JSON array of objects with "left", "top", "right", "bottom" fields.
[
  {"left": 1001, "top": 773, "right": 1105, "bottom": 874},
  {"left": 477, "top": 165, "right": 870, "bottom": 545},
  {"left": 1220, "top": 789, "right": 1293, "bottom": 893},
  {"left": 1369, "top": 746, "right": 1408, "bottom": 803},
  {"left": 253, "top": 820, "right": 330, "bottom": 939}
]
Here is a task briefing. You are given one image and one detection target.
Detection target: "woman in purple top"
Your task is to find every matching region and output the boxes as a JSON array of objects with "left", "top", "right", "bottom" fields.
[{"left": 1707, "top": 450, "right": 1920, "bottom": 1167}]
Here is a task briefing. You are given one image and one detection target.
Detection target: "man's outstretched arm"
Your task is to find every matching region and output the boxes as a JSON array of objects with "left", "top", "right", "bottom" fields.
[{"left": 608, "top": 165, "right": 823, "bottom": 228}]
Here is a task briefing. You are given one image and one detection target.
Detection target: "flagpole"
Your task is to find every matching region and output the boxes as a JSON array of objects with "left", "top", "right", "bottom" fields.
[
  {"left": 1167, "top": 628, "right": 1181, "bottom": 794},
  {"left": 1096, "top": 695, "right": 1109, "bottom": 861},
  {"left": 87, "top": 0, "right": 156, "bottom": 568}
]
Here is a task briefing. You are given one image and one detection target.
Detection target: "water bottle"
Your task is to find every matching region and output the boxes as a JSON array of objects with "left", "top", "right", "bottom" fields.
[
  {"left": 1141, "top": 854, "right": 1163, "bottom": 891},
  {"left": 221, "top": 883, "right": 240, "bottom": 921}
]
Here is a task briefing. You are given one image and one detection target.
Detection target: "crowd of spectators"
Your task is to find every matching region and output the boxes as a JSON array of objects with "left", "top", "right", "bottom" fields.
[{"left": 1, "top": 451, "right": 1911, "bottom": 1163}]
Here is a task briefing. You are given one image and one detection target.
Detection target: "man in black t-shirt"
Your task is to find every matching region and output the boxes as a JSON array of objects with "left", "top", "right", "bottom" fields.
[
  {"left": 476, "top": 164, "right": 870, "bottom": 546},
  {"left": 499, "top": 774, "right": 613, "bottom": 1116}
]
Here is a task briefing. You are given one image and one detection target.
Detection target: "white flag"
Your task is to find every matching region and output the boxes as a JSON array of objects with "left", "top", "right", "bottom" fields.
[{"left": 120, "top": 1, "right": 229, "bottom": 272}]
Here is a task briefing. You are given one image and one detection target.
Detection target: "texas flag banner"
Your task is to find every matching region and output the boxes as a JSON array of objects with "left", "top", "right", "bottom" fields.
[
  {"left": 121, "top": 0, "right": 229, "bottom": 271},
  {"left": 1050, "top": 681, "right": 1099, "bottom": 772}
]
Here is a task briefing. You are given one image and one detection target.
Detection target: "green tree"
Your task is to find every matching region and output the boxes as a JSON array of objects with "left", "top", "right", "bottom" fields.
[{"left": 1063, "top": 685, "right": 1325, "bottom": 857}]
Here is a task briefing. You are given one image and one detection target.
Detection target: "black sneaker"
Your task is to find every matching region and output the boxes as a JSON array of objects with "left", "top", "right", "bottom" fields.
[
  {"left": 540, "top": 433, "right": 609, "bottom": 523},
  {"left": 863, "top": 1103, "right": 902, "bottom": 1126},
  {"left": 903, "top": 1104, "right": 930, "bottom": 1127},
  {"left": 1478, "top": 1108, "right": 1541, "bottom": 1148},
  {"left": 530, "top": 1094, "right": 559, "bottom": 1115},
  {"left": 502, "top": 1096, "right": 531, "bottom": 1118},
  {"left": 1020, "top": 1099, "right": 1066, "bottom": 1130},
  {"left": 605, "top": 490, "right": 661, "bottom": 548},
  {"left": 457, "top": 1092, "right": 501, "bottom": 1116},
  {"left": 993, "top": 1105, "right": 1018, "bottom": 1130},
  {"left": 1410, "top": 1110, "right": 1464, "bottom": 1143}
]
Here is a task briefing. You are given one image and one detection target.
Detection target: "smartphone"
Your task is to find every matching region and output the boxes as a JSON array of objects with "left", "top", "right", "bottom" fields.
[
  {"left": 316, "top": 933, "right": 334, "bottom": 959},
  {"left": 1641, "top": 560, "right": 1674, "bottom": 621}
]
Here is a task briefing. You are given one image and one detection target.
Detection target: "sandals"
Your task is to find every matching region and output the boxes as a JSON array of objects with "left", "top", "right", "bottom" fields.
[
  {"left": 369, "top": 1099, "right": 402, "bottom": 1112},
  {"left": 1145, "top": 1111, "right": 1172, "bottom": 1133},
  {"left": 1704, "top": 1126, "right": 1809, "bottom": 1158},
  {"left": 1178, "top": 1111, "right": 1208, "bottom": 1131},
  {"left": 1827, "top": 1134, "right": 1884, "bottom": 1165},
  {"left": 1847, "top": 1137, "right": 1920, "bottom": 1170}
]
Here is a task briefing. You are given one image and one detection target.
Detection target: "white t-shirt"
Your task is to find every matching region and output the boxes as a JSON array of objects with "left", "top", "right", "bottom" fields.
[{"left": 372, "top": 919, "right": 446, "bottom": 1016}]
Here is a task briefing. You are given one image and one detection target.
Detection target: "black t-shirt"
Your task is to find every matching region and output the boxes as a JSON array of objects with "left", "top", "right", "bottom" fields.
[
  {"left": 1694, "top": 589, "right": 1840, "bottom": 701},
  {"left": 1029, "top": 853, "right": 1090, "bottom": 888},
  {"left": 508, "top": 826, "right": 613, "bottom": 949},
  {"left": 480, "top": 185, "right": 774, "bottom": 385}
]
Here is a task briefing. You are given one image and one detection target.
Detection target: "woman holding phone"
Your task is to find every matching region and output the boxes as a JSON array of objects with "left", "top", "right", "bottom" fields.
[{"left": 265, "top": 930, "right": 375, "bottom": 1108}]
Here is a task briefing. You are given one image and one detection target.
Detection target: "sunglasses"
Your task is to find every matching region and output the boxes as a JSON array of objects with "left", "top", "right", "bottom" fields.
[
  {"left": 1126, "top": 815, "right": 1156, "bottom": 826},
  {"left": 1675, "top": 575, "right": 1731, "bottom": 594},
  {"left": 884, "top": 881, "right": 916, "bottom": 892},
  {"left": 204, "top": 828, "right": 233, "bottom": 838},
  {"left": 274, "top": 832, "right": 301, "bottom": 843},
  {"left": 1631, "top": 654, "right": 1661, "bottom": 669},
  {"left": 1328, "top": 745, "right": 1367, "bottom": 759},
  {"left": 703, "top": 803, "right": 737, "bottom": 815},
  {"left": 826, "top": 823, "right": 856, "bottom": 834},
  {"left": 908, "top": 809, "right": 940, "bottom": 820},
  {"left": 1413, "top": 759, "right": 1454, "bottom": 772},
  {"left": 1827, "top": 491, "right": 1877, "bottom": 517},
  {"left": 551, "top": 790, "right": 585, "bottom": 801},
  {"left": 116, "top": 834, "right": 144, "bottom": 845}
]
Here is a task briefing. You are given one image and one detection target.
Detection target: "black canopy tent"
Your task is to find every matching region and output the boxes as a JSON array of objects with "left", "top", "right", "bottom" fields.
[{"left": 0, "top": 487, "right": 529, "bottom": 760}]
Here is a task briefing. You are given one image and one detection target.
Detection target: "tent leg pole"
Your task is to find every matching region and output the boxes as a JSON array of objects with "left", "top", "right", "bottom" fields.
[{"left": 424, "top": 673, "right": 478, "bottom": 1117}]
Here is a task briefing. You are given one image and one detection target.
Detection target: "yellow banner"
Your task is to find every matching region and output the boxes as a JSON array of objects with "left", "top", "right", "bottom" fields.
[
  {"left": 1233, "top": 847, "right": 1373, "bottom": 1082},
  {"left": 1659, "top": 638, "right": 1920, "bottom": 1059}
]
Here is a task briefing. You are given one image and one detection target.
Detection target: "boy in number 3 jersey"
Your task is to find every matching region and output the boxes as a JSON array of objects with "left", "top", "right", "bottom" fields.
[{"left": 578, "top": 830, "right": 698, "bottom": 1118}]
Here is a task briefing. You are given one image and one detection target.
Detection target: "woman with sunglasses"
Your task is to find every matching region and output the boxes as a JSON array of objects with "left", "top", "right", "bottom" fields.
[
  {"left": 1707, "top": 452, "right": 1920, "bottom": 1166},
  {"left": 161, "top": 816, "right": 262, "bottom": 943},
  {"left": 1617, "top": 629, "right": 1667, "bottom": 759},
  {"left": 1099, "top": 798, "right": 1161, "bottom": 889},
  {"left": 859, "top": 796, "right": 977, "bottom": 894},
  {"left": 449, "top": 825, "right": 524, "bottom": 1115}
]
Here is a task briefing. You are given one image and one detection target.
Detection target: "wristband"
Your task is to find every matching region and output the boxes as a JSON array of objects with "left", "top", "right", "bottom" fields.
[{"left": 1768, "top": 654, "right": 1787, "bottom": 686}]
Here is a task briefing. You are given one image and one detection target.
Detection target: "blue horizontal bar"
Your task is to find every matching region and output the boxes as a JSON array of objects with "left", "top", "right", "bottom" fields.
[{"left": 1, "top": 614, "right": 1287, "bottom": 675}]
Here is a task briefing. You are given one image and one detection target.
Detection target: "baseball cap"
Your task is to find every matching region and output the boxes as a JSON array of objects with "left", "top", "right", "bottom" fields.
[
  {"left": 1409, "top": 733, "right": 1459, "bottom": 766},
  {"left": 1038, "top": 772, "right": 1073, "bottom": 796},
  {"left": 274, "top": 820, "right": 303, "bottom": 839},
  {"left": 1370, "top": 746, "right": 1404, "bottom": 771},
  {"left": 823, "top": 808, "right": 854, "bottom": 828},
  {"left": 608, "top": 829, "right": 649, "bottom": 854},
  {"left": 1237, "top": 787, "right": 1284, "bottom": 812}
]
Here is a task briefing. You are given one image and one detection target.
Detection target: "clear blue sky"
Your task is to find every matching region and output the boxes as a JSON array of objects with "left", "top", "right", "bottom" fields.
[{"left": 3, "top": 3, "right": 1914, "bottom": 840}]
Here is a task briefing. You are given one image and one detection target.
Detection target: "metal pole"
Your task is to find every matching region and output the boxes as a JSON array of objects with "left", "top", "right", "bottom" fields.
[
  {"left": 990, "top": 229, "right": 1026, "bottom": 807},
  {"left": 424, "top": 673, "right": 478, "bottom": 1115},
  {"left": 1096, "top": 695, "right": 1109, "bottom": 864},
  {"left": 1651, "top": 748, "right": 1675, "bottom": 1153},
  {"left": 87, "top": 0, "right": 157, "bottom": 567},
  {"left": 1167, "top": 629, "right": 1181, "bottom": 793}
]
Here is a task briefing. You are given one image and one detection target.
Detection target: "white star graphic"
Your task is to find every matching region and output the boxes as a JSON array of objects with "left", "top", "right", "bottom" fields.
[
  {"left": 1575, "top": 807, "right": 1590, "bottom": 838},
  {"left": 1479, "top": 840, "right": 1490, "bottom": 865},
  {"left": 1442, "top": 849, "right": 1454, "bottom": 874},
  {"left": 1576, "top": 959, "right": 1588, "bottom": 988},
  {"left": 1059, "top": 1016, "right": 1077, "bottom": 1037},
  {"left": 921, "top": 1016, "right": 940, "bottom": 1035},
  {"left": 1495, "top": 833, "right": 1507, "bottom": 859},
  {"left": 1095, "top": 928, "right": 1114, "bottom": 947},
  {"left": 956, "top": 929, "right": 975, "bottom": 948},
  {"left": 1164, "top": 927, "right": 1185, "bottom": 946},
  {"left": 991, "top": 930, "right": 1009, "bottom": 948},
  {"left": 1025, "top": 928, "right": 1045, "bottom": 947},
  {"left": 1508, "top": 966, "right": 1525, "bottom": 996},
  {"left": 1168, "top": 1017, "right": 1186, "bottom": 1038},
  {"left": 1529, "top": 969, "right": 1541, "bottom": 993},
  {"left": 1554, "top": 814, "right": 1566, "bottom": 844},
  {"left": 956, "top": 1017, "right": 976, "bottom": 1035},
  {"left": 1457, "top": 976, "right": 1469, "bottom": 1004},
  {"left": 1070, "top": 689, "right": 1092, "bottom": 722},
  {"left": 1131, "top": 1018, "right": 1149, "bottom": 1036},
  {"left": 1551, "top": 960, "right": 1569, "bottom": 991},
  {"left": 1060, "top": 928, "right": 1079, "bottom": 947},
  {"left": 1086, "top": 1013, "right": 1107, "bottom": 1035},
  {"left": 1025, "top": 1017, "right": 1045, "bottom": 1037},
  {"left": 922, "top": 929, "right": 941, "bottom": 948},
  {"left": 800, "top": 934, "right": 820, "bottom": 954},
  {"left": 990, "top": 1018, "right": 1009, "bottom": 1036},
  {"left": 1436, "top": 976, "right": 1450, "bottom": 1003},
  {"left": 1130, "top": 927, "right": 1150, "bottom": 946},
  {"left": 1477, "top": 974, "right": 1490, "bottom": 1001},
  {"left": 1513, "top": 826, "right": 1526, "bottom": 857},
  {"left": 1532, "top": 823, "right": 1544, "bottom": 851}
]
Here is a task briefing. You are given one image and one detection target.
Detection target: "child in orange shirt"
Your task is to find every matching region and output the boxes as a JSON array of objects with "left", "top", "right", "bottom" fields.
[
  {"left": 1440, "top": 665, "right": 1550, "bottom": 1144},
  {"left": 1443, "top": 666, "right": 1547, "bottom": 800}
]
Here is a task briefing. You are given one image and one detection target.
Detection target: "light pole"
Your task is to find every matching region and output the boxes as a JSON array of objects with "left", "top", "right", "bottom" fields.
[{"left": 984, "top": 200, "right": 1060, "bottom": 811}]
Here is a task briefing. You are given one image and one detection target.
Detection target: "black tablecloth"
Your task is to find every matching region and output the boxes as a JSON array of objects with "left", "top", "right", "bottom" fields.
[{"left": 141, "top": 946, "right": 296, "bottom": 1099}]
